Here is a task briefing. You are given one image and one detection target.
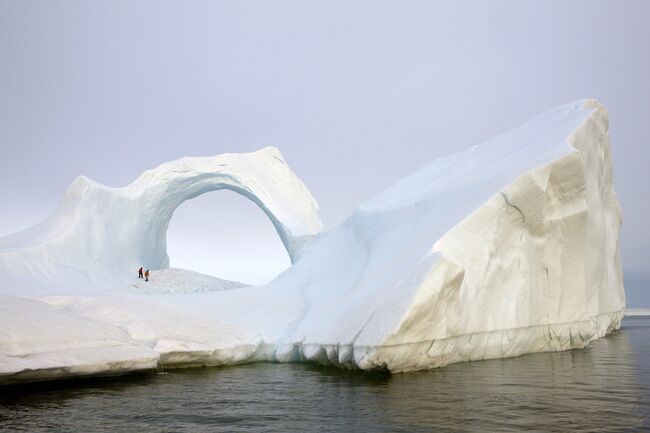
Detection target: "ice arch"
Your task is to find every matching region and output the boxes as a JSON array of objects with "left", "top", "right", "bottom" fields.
[
  {"left": 166, "top": 189, "right": 292, "bottom": 285},
  {"left": 0, "top": 147, "right": 322, "bottom": 281},
  {"left": 131, "top": 147, "right": 323, "bottom": 270}
]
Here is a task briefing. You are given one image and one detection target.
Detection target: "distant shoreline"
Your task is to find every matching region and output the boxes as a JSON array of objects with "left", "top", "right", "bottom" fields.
[{"left": 625, "top": 308, "right": 650, "bottom": 317}]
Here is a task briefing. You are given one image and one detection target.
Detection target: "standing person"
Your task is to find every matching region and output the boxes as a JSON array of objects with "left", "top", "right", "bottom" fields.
[
  {"left": 138, "top": 267, "right": 143, "bottom": 279},
  {"left": 144, "top": 269, "right": 150, "bottom": 282}
]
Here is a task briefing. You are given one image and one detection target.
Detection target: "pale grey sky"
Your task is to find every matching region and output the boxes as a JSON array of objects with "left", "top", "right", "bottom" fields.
[{"left": 0, "top": 1, "right": 648, "bottom": 301}]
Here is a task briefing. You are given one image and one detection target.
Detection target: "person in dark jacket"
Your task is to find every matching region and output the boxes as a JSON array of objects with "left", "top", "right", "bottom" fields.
[{"left": 138, "top": 267, "right": 144, "bottom": 279}]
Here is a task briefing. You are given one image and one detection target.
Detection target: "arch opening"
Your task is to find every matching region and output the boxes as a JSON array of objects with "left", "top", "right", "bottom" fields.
[{"left": 166, "top": 189, "right": 291, "bottom": 286}]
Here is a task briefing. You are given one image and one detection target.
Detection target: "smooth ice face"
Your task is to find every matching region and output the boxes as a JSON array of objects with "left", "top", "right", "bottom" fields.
[{"left": 0, "top": 99, "right": 625, "bottom": 383}]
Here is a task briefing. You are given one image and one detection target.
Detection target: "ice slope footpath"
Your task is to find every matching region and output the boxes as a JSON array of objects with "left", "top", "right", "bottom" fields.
[{"left": 0, "top": 99, "right": 624, "bottom": 382}]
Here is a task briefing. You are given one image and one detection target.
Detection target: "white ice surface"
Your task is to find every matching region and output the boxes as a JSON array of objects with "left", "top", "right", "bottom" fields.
[
  {"left": 0, "top": 100, "right": 625, "bottom": 383},
  {"left": 129, "top": 268, "right": 247, "bottom": 294}
]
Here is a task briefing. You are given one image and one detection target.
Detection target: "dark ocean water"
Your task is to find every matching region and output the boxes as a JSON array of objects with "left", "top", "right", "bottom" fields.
[{"left": 1, "top": 317, "right": 649, "bottom": 432}]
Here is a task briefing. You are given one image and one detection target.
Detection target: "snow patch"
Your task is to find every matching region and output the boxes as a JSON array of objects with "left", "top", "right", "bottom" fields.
[{"left": 130, "top": 268, "right": 247, "bottom": 294}]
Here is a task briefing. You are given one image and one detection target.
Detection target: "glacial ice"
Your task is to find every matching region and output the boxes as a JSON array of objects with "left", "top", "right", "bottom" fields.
[{"left": 0, "top": 99, "right": 625, "bottom": 383}]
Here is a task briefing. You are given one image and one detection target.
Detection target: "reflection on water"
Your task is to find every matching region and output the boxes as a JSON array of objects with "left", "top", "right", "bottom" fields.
[{"left": 1, "top": 318, "right": 649, "bottom": 432}]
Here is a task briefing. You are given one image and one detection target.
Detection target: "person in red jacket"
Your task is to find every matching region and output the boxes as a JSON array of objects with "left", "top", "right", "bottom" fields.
[
  {"left": 145, "top": 269, "right": 150, "bottom": 282},
  {"left": 138, "top": 267, "right": 144, "bottom": 279}
]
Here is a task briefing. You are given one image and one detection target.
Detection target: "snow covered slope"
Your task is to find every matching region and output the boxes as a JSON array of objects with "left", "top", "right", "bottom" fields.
[{"left": 0, "top": 99, "right": 624, "bottom": 383}]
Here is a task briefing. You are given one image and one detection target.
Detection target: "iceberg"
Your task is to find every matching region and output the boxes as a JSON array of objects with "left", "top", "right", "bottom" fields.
[{"left": 0, "top": 99, "right": 624, "bottom": 383}]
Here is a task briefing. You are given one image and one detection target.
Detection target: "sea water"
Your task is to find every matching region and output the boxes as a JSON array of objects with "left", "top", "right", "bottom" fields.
[{"left": 1, "top": 317, "right": 649, "bottom": 432}]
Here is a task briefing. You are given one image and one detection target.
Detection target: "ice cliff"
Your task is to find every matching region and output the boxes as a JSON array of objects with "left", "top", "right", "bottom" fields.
[{"left": 0, "top": 99, "right": 625, "bottom": 383}]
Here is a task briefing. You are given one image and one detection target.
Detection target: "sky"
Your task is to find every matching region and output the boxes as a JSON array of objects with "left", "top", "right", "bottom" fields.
[{"left": 0, "top": 1, "right": 648, "bottom": 300}]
